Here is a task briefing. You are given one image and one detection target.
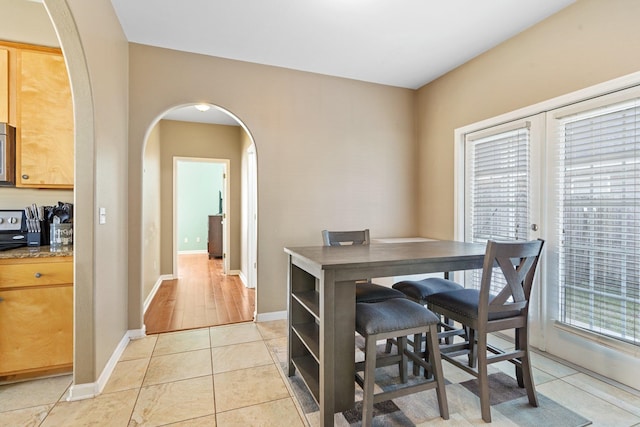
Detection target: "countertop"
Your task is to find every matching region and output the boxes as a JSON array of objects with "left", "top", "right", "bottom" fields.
[{"left": 0, "top": 245, "right": 73, "bottom": 259}]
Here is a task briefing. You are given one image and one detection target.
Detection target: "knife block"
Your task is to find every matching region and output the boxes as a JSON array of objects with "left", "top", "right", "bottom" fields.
[{"left": 26, "top": 221, "right": 49, "bottom": 246}]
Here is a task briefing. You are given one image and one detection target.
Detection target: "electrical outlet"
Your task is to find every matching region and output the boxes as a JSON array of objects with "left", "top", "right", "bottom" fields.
[
  {"left": 196, "top": 237, "right": 201, "bottom": 242},
  {"left": 184, "top": 237, "right": 188, "bottom": 243}
]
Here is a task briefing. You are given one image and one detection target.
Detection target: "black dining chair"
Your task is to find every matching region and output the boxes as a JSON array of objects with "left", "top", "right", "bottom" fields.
[{"left": 426, "top": 239, "right": 545, "bottom": 422}]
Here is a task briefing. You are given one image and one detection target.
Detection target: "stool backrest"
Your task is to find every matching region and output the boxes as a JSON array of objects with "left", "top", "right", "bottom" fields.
[
  {"left": 322, "top": 229, "right": 370, "bottom": 246},
  {"left": 479, "top": 239, "right": 544, "bottom": 322}
]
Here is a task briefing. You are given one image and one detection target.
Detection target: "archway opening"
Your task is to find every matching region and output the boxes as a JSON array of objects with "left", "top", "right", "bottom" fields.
[{"left": 141, "top": 103, "right": 258, "bottom": 334}]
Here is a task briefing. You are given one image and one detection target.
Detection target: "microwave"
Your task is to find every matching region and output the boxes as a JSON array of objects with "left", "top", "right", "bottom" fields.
[{"left": 0, "top": 123, "right": 16, "bottom": 186}]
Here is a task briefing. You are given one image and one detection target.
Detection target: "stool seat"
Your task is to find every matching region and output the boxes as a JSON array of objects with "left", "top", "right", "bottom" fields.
[
  {"left": 390, "top": 277, "right": 467, "bottom": 364},
  {"left": 356, "top": 298, "right": 439, "bottom": 335},
  {"left": 356, "top": 282, "right": 407, "bottom": 304},
  {"left": 354, "top": 298, "right": 449, "bottom": 426},
  {"left": 392, "top": 277, "right": 463, "bottom": 303}
]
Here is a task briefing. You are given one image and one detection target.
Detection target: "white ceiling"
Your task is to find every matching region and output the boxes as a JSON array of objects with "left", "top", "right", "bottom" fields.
[{"left": 110, "top": 0, "right": 575, "bottom": 124}]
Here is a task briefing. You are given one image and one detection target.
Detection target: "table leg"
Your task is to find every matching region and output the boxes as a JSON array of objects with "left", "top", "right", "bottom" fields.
[{"left": 319, "top": 272, "right": 356, "bottom": 426}]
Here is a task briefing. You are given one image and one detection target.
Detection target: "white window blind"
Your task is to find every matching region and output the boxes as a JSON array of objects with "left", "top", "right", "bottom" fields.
[
  {"left": 465, "top": 124, "right": 531, "bottom": 290},
  {"left": 556, "top": 98, "right": 640, "bottom": 346}
]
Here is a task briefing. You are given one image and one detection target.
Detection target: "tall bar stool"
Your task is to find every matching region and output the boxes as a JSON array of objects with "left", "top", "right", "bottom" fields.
[
  {"left": 355, "top": 298, "right": 449, "bottom": 427},
  {"left": 388, "top": 277, "right": 467, "bottom": 370},
  {"left": 427, "top": 239, "right": 545, "bottom": 422},
  {"left": 322, "top": 229, "right": 407, "bottom": 303}
]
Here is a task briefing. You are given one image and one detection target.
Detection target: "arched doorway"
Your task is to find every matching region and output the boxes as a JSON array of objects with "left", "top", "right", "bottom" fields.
[{"left": 141, "top": 104, "right": 258, "bottom": 334}]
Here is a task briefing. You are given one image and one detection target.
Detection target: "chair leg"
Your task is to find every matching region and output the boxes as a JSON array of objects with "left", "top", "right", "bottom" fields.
[
  {"left": 384, "top": 338, "right": 393, "bottom": 353},
  {"left": 516, "top": 327, "right": 539, "bottom": 407},
  {"left": 362, "top": 334, "right": 378, "bottom": 427},
  {"left": 515, "top": 328, "right": 524, "bottom": 387},
  {"left": 412, "top": 333, "right": 422, "bottom": 376},
  {"left": 426, "top": 323, "right": 449, "bottom": 419},
  {"left": 467, "top": 327, "right": 477, "bottom": 368},
  {"left": 398, "top": 336, "right": 408, "bottom": 383},
  {"left": 443, "top": 316, "right": 454, "bottom": 344},
  {"left": 477, "top": 332, "right": 491, "bottom": 423}
]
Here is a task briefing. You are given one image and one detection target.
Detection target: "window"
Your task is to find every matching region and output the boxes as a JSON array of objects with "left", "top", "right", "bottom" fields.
[
  {"left": 456, "top": 78, "right": 640, "bottom": 391},
  {"left": 554, "top": 97, "right": 640, "bottom": 345},
  {"left": 464, "top": 121, "right": 533, "bottom": 291}
]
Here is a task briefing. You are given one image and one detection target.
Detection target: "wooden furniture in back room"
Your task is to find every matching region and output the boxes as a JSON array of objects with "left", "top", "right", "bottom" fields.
[{"left": 208, "top": 214, "right": 223, "bottom": 259}]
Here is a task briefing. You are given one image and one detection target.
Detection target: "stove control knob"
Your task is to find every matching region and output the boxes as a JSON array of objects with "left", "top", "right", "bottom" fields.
[
  {"left": 9, "top": 217, "right": 18, "bottom": 224},
  {"left": 0, "top": 218, "right": 3, "bottom": 224}
]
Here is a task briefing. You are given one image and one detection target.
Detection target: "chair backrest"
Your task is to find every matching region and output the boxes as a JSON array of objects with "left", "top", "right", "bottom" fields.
[
  {"left": 322, "top": 229, "right": 370, "bottom": 246},
  {"left": 478, "top": 239, "right": 544, "bottom": 321}
]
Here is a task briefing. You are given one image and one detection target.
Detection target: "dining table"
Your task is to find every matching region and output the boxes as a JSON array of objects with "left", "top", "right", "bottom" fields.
[{"left": 284, "top": 239, "right": 487, "bottom": 426}]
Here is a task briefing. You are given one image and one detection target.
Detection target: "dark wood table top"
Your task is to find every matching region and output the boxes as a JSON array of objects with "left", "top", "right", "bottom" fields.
[{"left": 285, "top": 240, "right": 487, "bottom": 271}]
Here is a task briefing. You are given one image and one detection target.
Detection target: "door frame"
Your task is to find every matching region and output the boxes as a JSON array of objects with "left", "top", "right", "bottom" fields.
[
  {"left": 246, "top": 143, "right": 257, "bottom": 289},
  {"left": 173, "top": 156, "right": 230, "bottom": 275}
]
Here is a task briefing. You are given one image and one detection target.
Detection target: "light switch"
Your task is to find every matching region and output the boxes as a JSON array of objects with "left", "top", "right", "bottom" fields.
[{"left": 99, "top": 207, "right": 106, "bottom": 224}]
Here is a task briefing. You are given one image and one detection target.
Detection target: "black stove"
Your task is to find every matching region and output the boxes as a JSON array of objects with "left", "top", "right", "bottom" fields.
[{"left": 0, "top": 209, "right": 28, "bottom": 250}]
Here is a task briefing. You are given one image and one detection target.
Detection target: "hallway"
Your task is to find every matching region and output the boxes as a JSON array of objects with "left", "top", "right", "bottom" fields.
[{"left": 144, "top": 253, "right": 255, "bottom": 334}]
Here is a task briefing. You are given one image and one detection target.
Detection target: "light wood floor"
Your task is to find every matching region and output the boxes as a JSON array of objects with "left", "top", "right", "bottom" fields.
[{"left": 144, "top": 253, "right": 255, "bottom": 334}]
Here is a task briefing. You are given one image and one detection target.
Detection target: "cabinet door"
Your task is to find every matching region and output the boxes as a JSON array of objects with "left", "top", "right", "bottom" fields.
[
  {"left": 0, "top": 285, "right": 73, "bottom": 375},
  {"left": 0, "top": 48, "right": 8, "bottom": 123},
  {"left": 17, "top": 49, "right": 73, "bottom": 188}
]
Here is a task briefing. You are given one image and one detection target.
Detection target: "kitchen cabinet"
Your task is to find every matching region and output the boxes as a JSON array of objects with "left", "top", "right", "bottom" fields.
[
  {"left": 0, "top": 47, "right": 8, "bottom": 124},
  {"left": 17, "top": 47, "right": 74, "bottom": 188},
  {"left": 208, "top": 214, "right": 223, "bottom": 258},
  {"left": 0, "top": 255, "right": 73, "bottom": 377}
]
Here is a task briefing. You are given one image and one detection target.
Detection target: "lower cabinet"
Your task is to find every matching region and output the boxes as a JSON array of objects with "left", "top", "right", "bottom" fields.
[{"left": 0, "top": 256, "right": 73, "bottom": 377}]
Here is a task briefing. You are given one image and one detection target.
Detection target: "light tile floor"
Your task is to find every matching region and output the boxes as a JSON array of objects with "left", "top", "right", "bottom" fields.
[{"left": 0, "top": 320, "right": 639, "bottom": 426}]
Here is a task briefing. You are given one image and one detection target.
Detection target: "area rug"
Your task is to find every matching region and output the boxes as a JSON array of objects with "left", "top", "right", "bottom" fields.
[{"left": 283, "top": 359, "right": 592, "bottom": 426}]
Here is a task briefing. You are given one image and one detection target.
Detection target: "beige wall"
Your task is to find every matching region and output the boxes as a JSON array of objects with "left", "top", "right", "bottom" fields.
[
  {"left": 128, "top": 44, "right": 418, "bottom": 318},
  {"left": 416, "top": 0, "right": 640, "bottom": 240},
  {"left": 142, "top": 122, "right": 161, "bottom": 300},
  {"left": 0, "top": 0, "right": 58, "bottom": 47},
  {"left": 46, "top": 0, "right": 129, "bottom": 386},
  {"left": 157, "top": 120, "right": 244, "bottom": 275}
]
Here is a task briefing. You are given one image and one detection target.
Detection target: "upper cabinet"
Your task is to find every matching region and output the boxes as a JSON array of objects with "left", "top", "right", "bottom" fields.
[
  {"left": 0, "top": 41, "right": 73, "bottom": 189},
  {"left": 17, "top": 47, "right": 73, "bottom": 188},
  {"left": 0, "top": 47, "right": 8, "bottom": 124}
]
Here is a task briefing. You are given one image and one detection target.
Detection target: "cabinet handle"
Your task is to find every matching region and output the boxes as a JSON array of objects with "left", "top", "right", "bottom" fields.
[
  {"left": 0, "top": 297, "right": 4, "bottom": 302},
  {"left": 22, "top": 174, "right": 29, "bottom": 180},
  {"left": 35, "top": 272, "right": 42, "bottom": 278}
]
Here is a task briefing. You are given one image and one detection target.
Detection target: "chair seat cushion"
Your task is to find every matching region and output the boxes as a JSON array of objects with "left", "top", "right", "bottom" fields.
[
  {"left": 426, "top": 289, "right": 522, "bottom": 321},
  {"left": 356, "top": 282, "right": 406, "bottom": 303},
  {"left": 356, "top": 298, "right": 440, "bottom": 336},
  {"left": 392, "top": 278, "right": 464, "bottom": 303}
]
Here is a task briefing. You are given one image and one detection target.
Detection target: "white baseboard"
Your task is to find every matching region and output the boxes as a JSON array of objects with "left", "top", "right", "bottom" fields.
[
  {"left": 66, "top": 382, "right": 98, "bottom": 401},
  {"left": 67, "top": 328, "right": 144, "bottom": 401},
  {"left": 177, "top": 249, "right": 208, "bottom": 255},
  {"left": 64, "top": 309, "right": 285, "bottom": 403},
  {"left": 143, "top": 274, "right": 173, "bottom": 314},
  {"left": 238, "top": 270, "right": 248, "bottom": 287},
  {"left": 255, "top": 310, "right": 287, "bottom": 322}
]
